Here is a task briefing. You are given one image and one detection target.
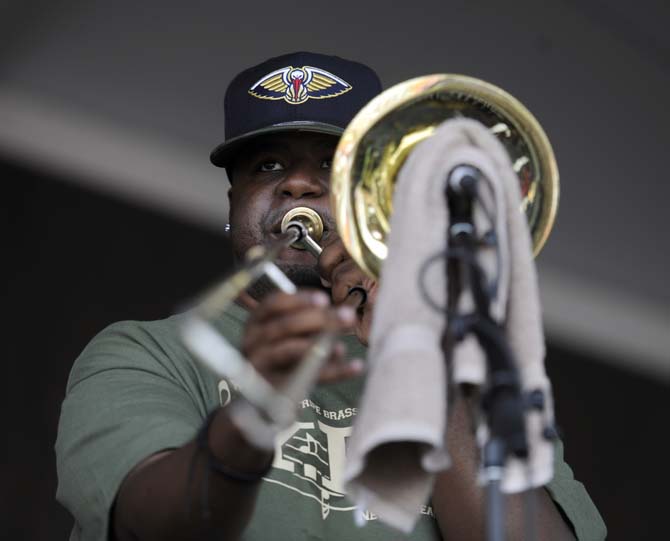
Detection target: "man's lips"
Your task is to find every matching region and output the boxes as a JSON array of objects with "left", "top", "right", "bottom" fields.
[
  {"left": 267, "top": 228, "right": 332, "bottom": 247},
  {"left": 268, "top": 210, "right": 334, "bottom": 237},
  {"left": 268, "top": 223, "right": 331, "bottom": 236},
  {"left": 266, "top": 218, "right": 332, "bottom": 262}
]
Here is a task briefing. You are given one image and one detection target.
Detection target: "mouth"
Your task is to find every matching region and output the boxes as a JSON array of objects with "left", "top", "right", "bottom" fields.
[{"left": 269, "top": 207, "right": 332, "bottom": 239}]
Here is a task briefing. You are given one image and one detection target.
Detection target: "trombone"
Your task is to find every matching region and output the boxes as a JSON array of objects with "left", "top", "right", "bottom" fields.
[
  {"left": 181, "top": 73, "right": 560, "bottom": 448},
  {"left": 180, "top": 205, "right": 365, "bottom": 449}
]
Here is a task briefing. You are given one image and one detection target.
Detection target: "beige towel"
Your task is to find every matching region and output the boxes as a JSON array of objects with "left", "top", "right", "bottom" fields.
[{"left": 343, "top": 118, "right": 555, "bottom": 533}]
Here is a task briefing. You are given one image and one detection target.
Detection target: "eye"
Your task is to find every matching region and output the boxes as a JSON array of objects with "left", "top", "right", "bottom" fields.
[
  {"left": 259, "top": 161, "right": 284, "bottom": 172},
  {"left": 320, "top": 159, "right": 332, "bottom": 170}
]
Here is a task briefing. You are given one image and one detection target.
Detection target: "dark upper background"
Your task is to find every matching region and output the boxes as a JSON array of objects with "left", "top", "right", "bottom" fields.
[{"left": 1, "top": 0, "right": 668, "bottom": 539}]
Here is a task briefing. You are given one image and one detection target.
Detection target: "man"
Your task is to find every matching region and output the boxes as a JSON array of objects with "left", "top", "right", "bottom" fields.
[{"left": 56, "top": 52, "right": 606, "bottom": 540}]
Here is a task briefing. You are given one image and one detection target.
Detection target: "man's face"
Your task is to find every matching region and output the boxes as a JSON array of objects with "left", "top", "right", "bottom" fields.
[{"left": 228, "top": 131, "right": 338, "bottom": 290}]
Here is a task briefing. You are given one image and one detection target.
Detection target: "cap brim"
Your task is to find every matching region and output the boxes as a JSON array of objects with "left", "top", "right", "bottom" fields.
[{"left": 210, "top": 121, "right": 344, "bottom": 168}]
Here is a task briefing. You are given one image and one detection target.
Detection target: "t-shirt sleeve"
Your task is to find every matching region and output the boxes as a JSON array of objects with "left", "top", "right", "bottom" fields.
[
  {"left": 55, "top": 319, "right": 209, "bottom": 541},
  {"left": 546, "top": 439, "right": 607, "bottom": 540}
]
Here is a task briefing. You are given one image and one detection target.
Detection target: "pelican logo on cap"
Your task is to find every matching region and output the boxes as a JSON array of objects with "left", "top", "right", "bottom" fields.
[
  {"left": 210, "top": 52, "right": 382, "bottom": 169},
  {"left": 249, "top": 66, "right": 352, "bottom": 105}
]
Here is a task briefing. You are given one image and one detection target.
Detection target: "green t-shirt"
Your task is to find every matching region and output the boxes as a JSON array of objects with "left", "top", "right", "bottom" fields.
[{"left": 56, "top": 303, "right": 606, "bottom": 540}]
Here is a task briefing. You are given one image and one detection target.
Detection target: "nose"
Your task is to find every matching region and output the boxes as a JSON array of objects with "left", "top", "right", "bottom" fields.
[{"left": 276, "top": 165, "right": 326, "bottom": 199}]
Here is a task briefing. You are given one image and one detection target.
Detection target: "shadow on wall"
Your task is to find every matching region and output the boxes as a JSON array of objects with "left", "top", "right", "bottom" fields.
[{"left": 2, "top": 159, "right": 232, "bottom": 540}]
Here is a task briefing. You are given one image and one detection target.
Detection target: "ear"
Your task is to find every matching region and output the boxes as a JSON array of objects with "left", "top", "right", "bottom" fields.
[{"left": 226, "top": 187, "right": 234, "bottom": 221}]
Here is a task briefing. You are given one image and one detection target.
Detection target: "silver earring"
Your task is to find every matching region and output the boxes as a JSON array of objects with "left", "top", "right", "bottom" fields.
[{"left": 224, "top": 223, "right": 231, "bottom": 233}]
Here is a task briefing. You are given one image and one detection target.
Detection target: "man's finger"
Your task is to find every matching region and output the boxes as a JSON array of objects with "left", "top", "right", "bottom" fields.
[
  {"left": 248, "top": 305, "right": 355, "bottom": 345},
  {"left": 250, "top": 290, "right": 329, "bottom": 324},
  {"left": 318, "top": 358, "right": 365, "bottom": 384},
  {"left": 329, "top": 260, "right": 363, "bottom": 305},
  {"left": 317, "top": 237, "right": 348, "bottom": 287},
  {"left": 251, "top": 338, "right": 319, "bottom": 370}
]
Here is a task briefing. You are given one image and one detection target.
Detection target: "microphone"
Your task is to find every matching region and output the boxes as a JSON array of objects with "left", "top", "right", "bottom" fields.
[
  {"left": 445, "top": 163, "right": 533, "bottom": 541},
  {"left": 446, "top": 164, "right": 479, "bottom": 222},
  {"left": 445, "top": 163, "right": 529, "bottom": 459}
]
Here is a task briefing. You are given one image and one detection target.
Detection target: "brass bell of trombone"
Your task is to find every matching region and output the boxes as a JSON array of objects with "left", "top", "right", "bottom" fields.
[{"left": 330, "top": 74, "right": 560, "bottom": 279}]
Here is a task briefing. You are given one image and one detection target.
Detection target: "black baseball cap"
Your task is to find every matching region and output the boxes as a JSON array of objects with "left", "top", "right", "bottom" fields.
[{"left": 210, "top": 51, "right": 382, "bottom": 171}]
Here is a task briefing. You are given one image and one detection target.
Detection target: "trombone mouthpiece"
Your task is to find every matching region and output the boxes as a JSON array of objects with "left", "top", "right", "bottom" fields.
[{"left": 280, "top": 207, "right": 324, "bottom": 244}]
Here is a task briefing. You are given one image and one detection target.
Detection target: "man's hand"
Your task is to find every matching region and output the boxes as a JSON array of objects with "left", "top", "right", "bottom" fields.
[
  {"left": 240, "top": 289, "right": 364, "bottom": 389},
  {"left": 317, "top": 236, "right": 377, "bottom": 346}
]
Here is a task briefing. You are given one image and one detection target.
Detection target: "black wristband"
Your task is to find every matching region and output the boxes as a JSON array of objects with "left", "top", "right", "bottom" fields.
[{"left": 196, "top": 409, "right": 273, "bottom": 483}]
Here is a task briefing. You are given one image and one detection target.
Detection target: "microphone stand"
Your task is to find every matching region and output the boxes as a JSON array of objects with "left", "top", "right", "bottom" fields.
[{"left": 445, "top": 165, "right": 529, "bottom": 541}]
